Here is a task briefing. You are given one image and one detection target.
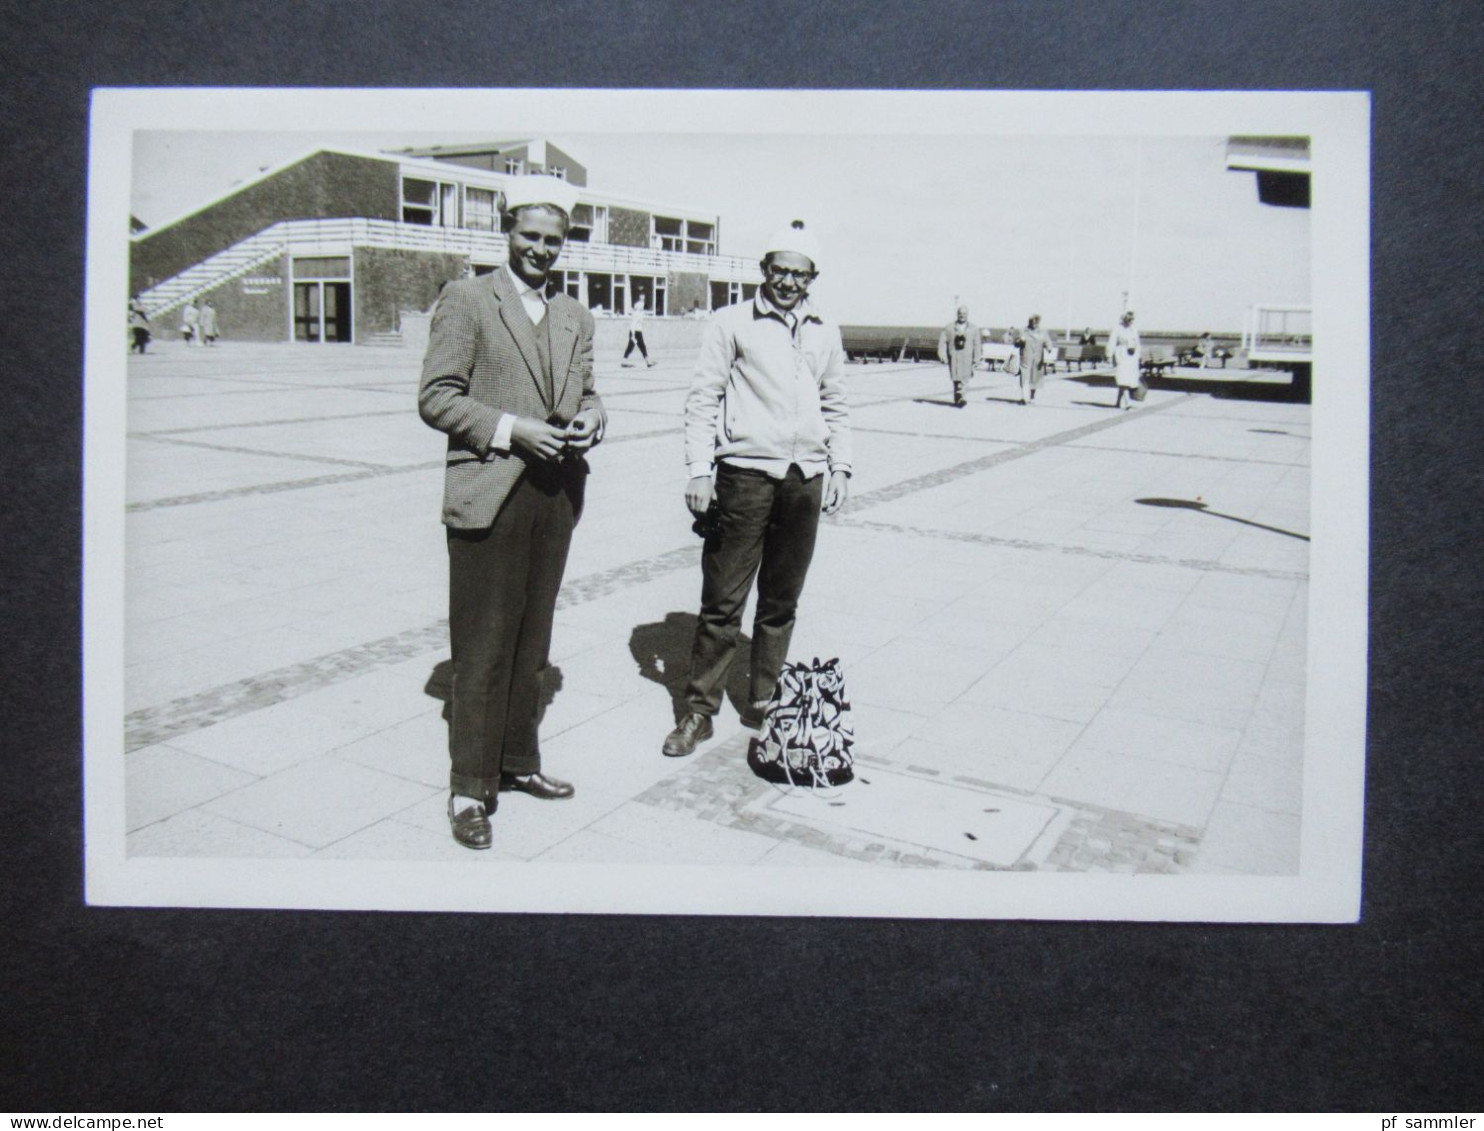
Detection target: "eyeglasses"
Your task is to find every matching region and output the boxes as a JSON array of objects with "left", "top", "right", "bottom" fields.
[{"left": 765, "top": 265, "right": 817, "bottom": 283}]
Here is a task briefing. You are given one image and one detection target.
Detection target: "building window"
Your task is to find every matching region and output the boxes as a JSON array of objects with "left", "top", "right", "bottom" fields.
[
  {"left": 504, "top": 157, "right": 524, "bottom": 175},
  {"left": 464, "top": 186, "right": 497, "bottom": 231},
  {"left": 403, "top": 177, "right": 459, "bottom": 226},
  {"left": 686, "top": 220, "right": 716, "bottom": 256},
  {"left": 629, "top": 275, "right": 666, "bottom": 317},
  {"left": 548, "top": 165, "right": 566, "bottom": 180},
  {"left": 653, "top": 215, "right": 683, "bottom": 253},
  {"left": 543, "top": 269, "right": 582, "bottom": 301},
  {"left": 568, "top": 203, "right": 593, "bottom": 243},
  {"left": 402, "top": 178, "right": 438, "bottom": 225}
]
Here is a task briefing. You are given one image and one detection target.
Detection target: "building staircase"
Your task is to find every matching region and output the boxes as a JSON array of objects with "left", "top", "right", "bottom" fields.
[{"left": 136, "top": 224, "right": 291, "bottom": 320}]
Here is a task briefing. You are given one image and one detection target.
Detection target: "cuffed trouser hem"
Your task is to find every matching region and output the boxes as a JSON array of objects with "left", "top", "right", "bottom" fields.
[{"left": 449, "top": 772, "right": 500, "bottom": 806}]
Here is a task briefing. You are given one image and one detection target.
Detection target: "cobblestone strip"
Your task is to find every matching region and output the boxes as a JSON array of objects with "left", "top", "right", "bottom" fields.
[
  {"left": 128, "top": 431, "right": 676, "bottom": 513},
  {"left": 845, "top": 396, "right": 1188, "bottom": 512},
  {"left": 835, "top": 518, "right": 1309, "bottom": 582},
  {"left": 125, "top": 620, "right": 451, "bottom": 751},
  {"left": 125, "top": 544, "right": 704, "bottom": 751}
]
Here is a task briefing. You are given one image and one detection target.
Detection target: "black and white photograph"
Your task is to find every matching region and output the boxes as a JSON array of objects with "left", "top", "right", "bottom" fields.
[{"left": 83, "top": 87, "right": 1369, "bottom": 919}]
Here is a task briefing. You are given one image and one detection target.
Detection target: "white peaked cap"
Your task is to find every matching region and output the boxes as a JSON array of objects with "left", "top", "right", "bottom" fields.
[
  {"left": 764, "top": 219, "right": 823, "bottom": 267},
  {"left": 502, "top": 174, "right": 581, "bottom": 215}
]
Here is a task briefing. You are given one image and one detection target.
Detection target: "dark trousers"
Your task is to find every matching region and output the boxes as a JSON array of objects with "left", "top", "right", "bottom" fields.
[
  {"left": 446, "top": 463, "right": 583, "bottom": 802},
  {"left": 623, "top": 332, "right": 649, "bottom": 359},
  {"left": 684, "top": 463, "right": 823, "bottom": 716}
]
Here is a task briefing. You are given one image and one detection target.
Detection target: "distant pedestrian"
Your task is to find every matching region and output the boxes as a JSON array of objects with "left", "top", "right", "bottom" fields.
[
  {"left": 1193, "top": 330, "right": 1213, "bottom": 369},
  {"left": 1109, "top": 310, "right": 1142, "bottom": 410},
  {"left": 180, "top": 300, "right": 200, "bottom": 346},
  {"left": 200, "top": 300, "right": 219, "bottom": 346},
  {"left": 622, "top": 297, "right": 656, "bottom": 367},
  {"left": 937, "top": 305, "right": 982, "bottom": 407},
  {"left": 128, "top": 296, "right": 151, "bottom": 354},
  {"left": 1015, "top": 314, "right": 1054, "bottom": 405}
]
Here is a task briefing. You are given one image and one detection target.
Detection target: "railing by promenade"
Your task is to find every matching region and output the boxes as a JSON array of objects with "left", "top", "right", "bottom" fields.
[{"left": 274, "top": 218, "right": 762, "bottom": 281}]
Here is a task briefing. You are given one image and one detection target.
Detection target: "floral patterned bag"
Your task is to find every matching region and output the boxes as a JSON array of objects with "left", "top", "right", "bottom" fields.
[{"left": 747, "top": 657, "right": 855, "bottom": 787}]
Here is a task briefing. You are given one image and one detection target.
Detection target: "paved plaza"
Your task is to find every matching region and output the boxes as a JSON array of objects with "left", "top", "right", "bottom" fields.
[{"left": 119, "top": 338, "right": 1310, "bottom": 875}]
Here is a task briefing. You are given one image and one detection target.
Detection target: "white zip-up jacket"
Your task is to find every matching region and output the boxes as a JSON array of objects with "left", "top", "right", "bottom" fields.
[{"left": 684, "top": 293, "right": 853, "bottom": 480}]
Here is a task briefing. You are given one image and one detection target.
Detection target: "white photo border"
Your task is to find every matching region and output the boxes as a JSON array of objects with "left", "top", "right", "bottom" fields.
[{"left": 84, "top": 87, "right": 1370, "bottom": 920}]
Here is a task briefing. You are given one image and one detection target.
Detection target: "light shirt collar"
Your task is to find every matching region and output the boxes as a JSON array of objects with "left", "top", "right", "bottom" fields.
[
  {"left": 505, "top": 265, "right": 548, "bottom": 325},
  {"left": 753, "top": 289, "right": 820, "bottom": 325}
]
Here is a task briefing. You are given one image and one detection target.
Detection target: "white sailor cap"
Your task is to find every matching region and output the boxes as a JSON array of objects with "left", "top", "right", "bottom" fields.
[
  {"left": 502, "top": 174, "right": 580, "bottom": 216},
  {"left": 764, "top": 219, "right": 823, "bottom": 268}
]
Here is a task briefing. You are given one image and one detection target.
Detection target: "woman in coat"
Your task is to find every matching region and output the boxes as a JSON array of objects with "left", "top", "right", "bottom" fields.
[
  {"left": 1015, "top": 314, "right": 1055, "bottom": 405},
  {"left": 1108, "top": 310, "right": 1142, "bottom": 410}
]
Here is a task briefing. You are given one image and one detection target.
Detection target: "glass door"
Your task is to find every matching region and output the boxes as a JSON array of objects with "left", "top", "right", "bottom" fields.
[
  {"left": 293, "top": 282, "right": 323, "bottom": 342},
  {"left": 292, "top": 257, "right": 353, "bottom": 343},
  {"left": 324, "top": 282, "right": 353, "bottom": 342}
]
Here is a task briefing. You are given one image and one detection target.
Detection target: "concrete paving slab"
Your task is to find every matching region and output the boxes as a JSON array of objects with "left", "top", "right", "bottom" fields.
[
  {"left": 1071, "top": 707, "right": 1243, "bottom": 774},
  {"left": 127, "top": 807, "right": 314, "bottom": 859},
  {"left": 167, "top": 699, "right": 376, "bottom": 776},
  {"left": 1038, "top": 746, "right": 1226, "bottom": 830},
  {"left": 126, "top": 743, "right": 259, "bottom": 832},
  {"left": 1190, "top": 802, "right": 1301, "bottom": 875},
  {"left": 577, "top": 802, "right": 779, "bottom": 865},
  {"left": 762, "top": 768, "right": 1061, "bottom": 869},
  {"left": 325, "top": 712, "right": 449, "bottom": 790},
  {"left": 313, "top": 815, "right": 519, "bottom": 862},
  {"left": 202, "top": 755, "right": 436, "bottom": 848},
  {"left": 958, "top": 668, "right": 1115, "bottom": 726},
  {"left": 116, "top": 343, "right": 1313, "bottom": 879}
]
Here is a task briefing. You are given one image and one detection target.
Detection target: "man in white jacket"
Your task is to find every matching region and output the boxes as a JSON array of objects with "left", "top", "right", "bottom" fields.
[{"left": 662, "top": 220, "right": 853, "bottom": 757}]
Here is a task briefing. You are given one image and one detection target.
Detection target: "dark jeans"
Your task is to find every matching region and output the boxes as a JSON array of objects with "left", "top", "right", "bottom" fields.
[
  {"left": 446, "top": 462, "right": 583, "bottom": 802},
  {"left": 623, "top": 331, "right": 649, "bottom": 359},
  {"left": 684, "top": 463, "right": 823, "bottom": 716}
]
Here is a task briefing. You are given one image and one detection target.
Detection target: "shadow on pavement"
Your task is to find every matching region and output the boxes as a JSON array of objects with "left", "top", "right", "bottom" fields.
[
  {"left": 1062, "top": 370, "right": 1310, "bottom": 404},
  {"left": 629, "top": 611, "right": 751, "bottom": 720},
  {"left": 423, "top": 658, "right": 567, "bottom": 724},
  {"left": 1136, "top": 497, "right": 1309, "bottom": 541}
]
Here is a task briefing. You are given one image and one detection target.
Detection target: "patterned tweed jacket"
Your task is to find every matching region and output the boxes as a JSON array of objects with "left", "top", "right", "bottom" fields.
[{"left": 418, "top": 269, "right": 604, "bottom": 529}]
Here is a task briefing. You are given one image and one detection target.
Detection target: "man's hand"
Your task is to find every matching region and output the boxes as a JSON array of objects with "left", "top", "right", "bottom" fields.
[
  {"left": 510, "top": 418, "right": 568, "bottom": 462},
  {"left": 822, "top": 470, "right": 850, "bottom": 515},
  {"left": 685, "top": 474, "right": 715, "bottom": 517},
  {"left": 563, "top": 409, "right": 603, "bottom": 454}
]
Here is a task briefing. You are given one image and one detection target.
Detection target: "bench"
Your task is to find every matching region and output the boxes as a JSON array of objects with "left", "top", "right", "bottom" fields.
[
  {"left": 1178, "top": 344, "right": 1233, "bottom": 368},
  {"left": 840, "top": 325, "right": 941, "bottom": 363},
  {"left": 1052, "top": 343, "right": 1105, "bottom": 371}
]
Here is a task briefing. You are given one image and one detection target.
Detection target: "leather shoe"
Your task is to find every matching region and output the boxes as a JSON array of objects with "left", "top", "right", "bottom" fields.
[
  {"left": 662, "top": 712, "right": 713, "bottom": 757},
  {"left": 448, "top": 795, "right": 493, "bottom": 850},
  {"left": 499, "top": 771, "right": 574, "bottom": 800}
]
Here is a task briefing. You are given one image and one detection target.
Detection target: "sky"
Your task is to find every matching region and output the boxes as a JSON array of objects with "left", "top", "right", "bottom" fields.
[{"left": 133, "top": 129, "right": 1310, "bottom": 333}]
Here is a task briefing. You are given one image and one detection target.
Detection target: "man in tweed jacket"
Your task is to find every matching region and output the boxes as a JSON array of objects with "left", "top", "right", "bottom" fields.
[{"left": 418, "top": 176, "right": 605, "bottom": 850}]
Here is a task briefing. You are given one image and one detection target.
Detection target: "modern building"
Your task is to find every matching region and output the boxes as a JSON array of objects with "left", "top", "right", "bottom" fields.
[{"left": 130, "top": 141, "right": 763, "bottom": 345}]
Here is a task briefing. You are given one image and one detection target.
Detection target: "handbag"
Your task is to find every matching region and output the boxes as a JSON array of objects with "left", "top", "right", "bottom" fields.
[
  {"left": 1130, "top": 381, "right": 1148, "bottom": 402},
  {"left": 747, "top": 657, "right": 855, "bottom": 787}
]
